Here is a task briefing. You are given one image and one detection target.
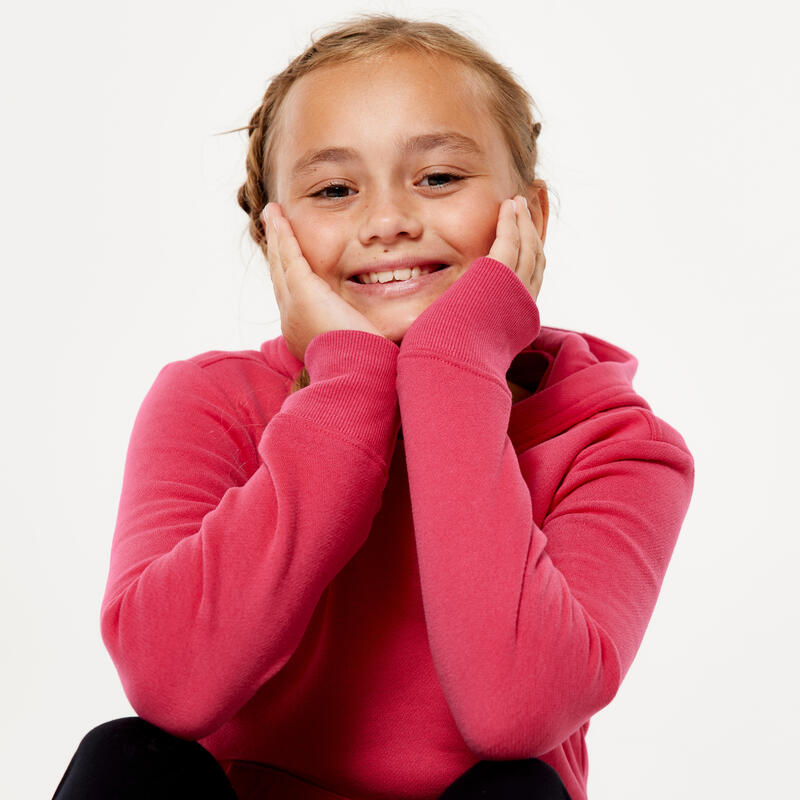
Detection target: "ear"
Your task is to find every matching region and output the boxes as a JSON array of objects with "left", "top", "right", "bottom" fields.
[{"left": 525, "top": 179, "right": 549, "bottom": 244}]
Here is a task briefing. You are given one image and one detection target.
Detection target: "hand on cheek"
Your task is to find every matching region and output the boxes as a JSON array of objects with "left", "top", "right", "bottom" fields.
[
  {"left": 263, "top": 202, "right": 385, "bottom": 363},
  {"left": 488, "top": 195, "right": 547, "bottom": 305}
]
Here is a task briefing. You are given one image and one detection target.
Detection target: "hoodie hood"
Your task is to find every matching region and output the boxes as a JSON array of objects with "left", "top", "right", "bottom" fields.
[
  {"left": 506, "top": 326, "right": 651, "bottom": 452},
  {"left": 261, "top": 325, "right": 651, "bottom": 453}
]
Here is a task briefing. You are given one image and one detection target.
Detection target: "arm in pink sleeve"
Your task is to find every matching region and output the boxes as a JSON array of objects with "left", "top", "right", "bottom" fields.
[
  {"left": 100, "top": 330, "right": 400, "bottom": 740},
  {"left": 396, "top": 257, "right": 694, "bottom": 757}
]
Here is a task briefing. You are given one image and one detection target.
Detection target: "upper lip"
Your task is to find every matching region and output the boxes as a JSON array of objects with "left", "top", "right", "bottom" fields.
[{"left": 347, "top": 258, "right": 448, "bottom": 279}]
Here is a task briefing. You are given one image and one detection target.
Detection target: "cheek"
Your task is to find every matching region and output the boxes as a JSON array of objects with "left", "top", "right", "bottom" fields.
[
  {"left": 440, "top": 202, "right": 499, "bottom": 258},
  {"left": 286, "top": 213, "right": 343, "bottom": 275},
  {"left": 473, "top": 214, "right": 500, "bottom": 253}
]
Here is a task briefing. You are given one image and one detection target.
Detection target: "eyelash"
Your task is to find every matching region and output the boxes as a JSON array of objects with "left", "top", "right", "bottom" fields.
[
  {"left": 309, "top": 172, "right": 465, "bottom": 200},
  {"left": 419, "top": 172, "right": 465, "bottom": 189}
]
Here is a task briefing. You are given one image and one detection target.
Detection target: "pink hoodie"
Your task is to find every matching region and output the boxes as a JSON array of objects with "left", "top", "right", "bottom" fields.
[{"left": 101, "top": 257, "right": 694, "bottom": 800}]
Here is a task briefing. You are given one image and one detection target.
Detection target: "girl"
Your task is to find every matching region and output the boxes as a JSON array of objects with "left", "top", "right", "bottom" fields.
[{"left": 53, "top": 14, "right": 694, "bottom": 800}]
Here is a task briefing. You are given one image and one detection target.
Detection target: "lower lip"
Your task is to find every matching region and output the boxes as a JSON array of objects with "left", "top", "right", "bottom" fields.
[{"left": 346, "top": 267, "right": 453, "bottom": 298}]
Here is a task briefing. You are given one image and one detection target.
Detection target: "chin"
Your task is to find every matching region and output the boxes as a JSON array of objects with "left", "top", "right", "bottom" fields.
[{"left": 376, "top": 320, "right": 412, "bottom": 346}]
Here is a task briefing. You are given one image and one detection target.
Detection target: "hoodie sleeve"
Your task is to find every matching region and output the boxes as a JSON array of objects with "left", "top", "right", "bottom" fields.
[
  {"left": 100, "top": 329, "right": 401, "bottom": 740},
  {"left": 396, "top": 257, "right": 695, "bottom": 758}
]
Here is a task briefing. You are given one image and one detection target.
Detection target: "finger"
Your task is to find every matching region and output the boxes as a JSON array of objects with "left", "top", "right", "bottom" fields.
[
  {"left": 515, "top": 195, "right": 538, "bottom": 287},
  {"left": 273, "top": 211, "right": 312, "bottom": 290},
  {"left": 531, "top": 234, "right": 546, "bottom": 301},
  {"left": 263, "top": 204, "right": 279, "bottom": 277},
  {"left": 263, "top": 203, "right": 286, "bottom": 301},
  {"left": 487, "top": 198, "right": 520, "bottom": 270},
  {"left": 519, "top": 196, "right": 546, "bottom": 301},
  {"left": 525, "top": 197, "right": 547, "bottom": 298}
]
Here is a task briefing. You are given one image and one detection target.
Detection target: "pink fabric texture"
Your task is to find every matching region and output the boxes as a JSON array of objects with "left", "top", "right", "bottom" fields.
[{"left": 101, "top": 257, "right": 694, "bottom": 800}]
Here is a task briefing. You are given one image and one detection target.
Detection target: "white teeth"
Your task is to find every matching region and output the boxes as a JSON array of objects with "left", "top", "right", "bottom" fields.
[
  {"left": 356, "top": 265, "right": 440, "bottom": 284},
  {"left": 380, "top": 267, "right": 411, "bottom": 283}
]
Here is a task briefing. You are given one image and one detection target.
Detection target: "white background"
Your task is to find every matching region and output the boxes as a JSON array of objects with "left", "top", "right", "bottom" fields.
[{"left": 2, "top": 0, "right": 798, "bottom": 797}]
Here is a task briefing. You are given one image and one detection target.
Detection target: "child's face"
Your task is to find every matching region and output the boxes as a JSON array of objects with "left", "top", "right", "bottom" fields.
[{"left": 272, "top": 50, "right": 543, "bottom": 344}]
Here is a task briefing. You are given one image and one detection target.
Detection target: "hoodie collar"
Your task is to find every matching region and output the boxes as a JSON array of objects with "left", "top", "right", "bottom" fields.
[{"left": 261, "top": 335, "right": 306, "bottom": 385}]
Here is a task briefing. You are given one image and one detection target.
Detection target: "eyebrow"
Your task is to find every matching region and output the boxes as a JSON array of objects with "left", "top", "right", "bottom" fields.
[
  {"left": 291, "top": 147, "right": 358, "bottom": 177},
  {"left": 290, "top": 131, "right": 484, "bottom": 177}
]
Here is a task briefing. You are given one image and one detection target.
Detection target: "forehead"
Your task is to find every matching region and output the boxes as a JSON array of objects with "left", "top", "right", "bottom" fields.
[
  {"left": 272, "top": 51, "right": 510, "bottom": 176},
  {"left": 284, "top": 49, "right": 487, "bottom": 109}
]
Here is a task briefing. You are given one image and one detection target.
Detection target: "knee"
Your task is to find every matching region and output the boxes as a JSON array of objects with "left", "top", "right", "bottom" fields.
[
  {"left": 83, "top": 717, "right": 156, "bottom": 738},
  {"left": 77, "top": 717, "right": 184, "bottom": 758},
  {"left": 440, "top": 758, "right": 571, "bottom": 799},
  {"left": 54, "top": 717, "right": 234, "bottom": 800}
]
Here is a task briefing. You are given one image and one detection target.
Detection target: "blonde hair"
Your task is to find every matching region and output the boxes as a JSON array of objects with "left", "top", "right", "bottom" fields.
[{"left": 226, "top": 14, "right": 546, "bottom": 393}]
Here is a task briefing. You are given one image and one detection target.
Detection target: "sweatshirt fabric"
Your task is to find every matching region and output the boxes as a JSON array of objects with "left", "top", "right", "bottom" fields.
[{"left": 100, "top": 256, "right": 695, "bottom": 800}]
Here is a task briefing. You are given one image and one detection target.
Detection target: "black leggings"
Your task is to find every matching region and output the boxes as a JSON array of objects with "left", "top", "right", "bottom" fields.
[{"left": 52, "top": 717, "right": 571, "bottom": 799}]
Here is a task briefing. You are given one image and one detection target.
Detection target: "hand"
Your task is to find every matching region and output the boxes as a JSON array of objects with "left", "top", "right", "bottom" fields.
[
  {"left": 487, "top": 195, "right": 546, "bottom": 304},
  {"left": 263, "top": 202, "right": 385, "bottom": 363}
]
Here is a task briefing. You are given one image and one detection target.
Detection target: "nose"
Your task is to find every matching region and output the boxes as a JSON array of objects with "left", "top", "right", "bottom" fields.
[{"left": 357, "top": 188, "right": 423, "bottom": 246}]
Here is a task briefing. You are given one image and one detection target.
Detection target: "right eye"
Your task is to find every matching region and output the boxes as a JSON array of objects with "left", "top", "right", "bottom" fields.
[{"left": 310, "top": 182, "right": 356, "bottom": 200}]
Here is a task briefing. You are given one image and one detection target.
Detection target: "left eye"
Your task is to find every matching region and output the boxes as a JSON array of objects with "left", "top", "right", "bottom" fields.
[{"left": 419, "top": 173, "right": 463, "bottom": 188}]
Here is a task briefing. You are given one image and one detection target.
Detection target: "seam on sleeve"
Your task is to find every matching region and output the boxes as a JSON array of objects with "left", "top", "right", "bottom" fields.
[
  {"left": 276, "top": 411, "right": 392, "bottom": 477},
  {"left": 398, "top": 351, "right": 509, "bottom": 394}
]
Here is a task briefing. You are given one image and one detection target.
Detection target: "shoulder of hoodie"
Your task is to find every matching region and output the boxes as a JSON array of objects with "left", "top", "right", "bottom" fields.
[{"left": 146, "top": 345, "right": 291, "bottom": 426}]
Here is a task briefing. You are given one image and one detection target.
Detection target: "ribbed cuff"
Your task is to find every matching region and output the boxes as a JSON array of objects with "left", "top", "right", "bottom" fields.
[
  {"left": 304, "top": 329, "right": 400, "bottom": 383},
  {"left": 279, "top": 329, "right": 401, "bottom": 459},
  {"left": 398, "top": 257, "right": 541, "bottom": 379}
]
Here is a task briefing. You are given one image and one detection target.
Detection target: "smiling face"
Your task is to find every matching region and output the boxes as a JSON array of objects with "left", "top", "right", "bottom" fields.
[{"left": 271, "top": 49, "right": 547, "bottom": 344}]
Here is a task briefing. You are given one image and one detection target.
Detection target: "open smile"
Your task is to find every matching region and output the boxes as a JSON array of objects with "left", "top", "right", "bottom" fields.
[{"left": 346, "top": 264, "right": 452, "bottom": 297}]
